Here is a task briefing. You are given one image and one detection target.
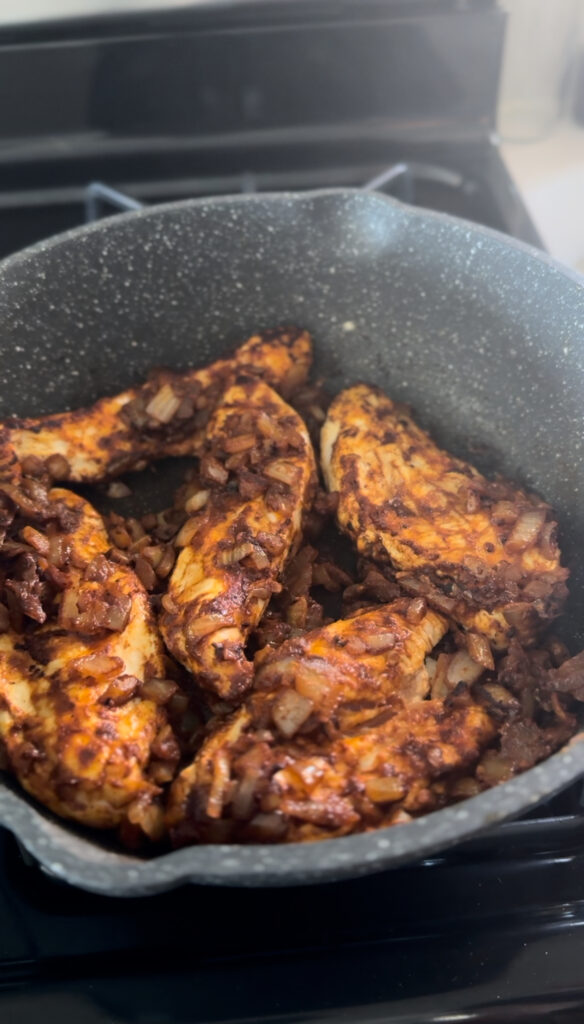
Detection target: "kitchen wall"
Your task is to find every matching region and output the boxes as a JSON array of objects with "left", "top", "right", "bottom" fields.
[{"left": 499, "top": 0, "right": 584, "bottom": 271}]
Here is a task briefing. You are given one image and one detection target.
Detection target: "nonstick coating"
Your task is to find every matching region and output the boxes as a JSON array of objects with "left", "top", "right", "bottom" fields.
[{"left": 1, "top": 189, "right": 583, "bottom": 895}]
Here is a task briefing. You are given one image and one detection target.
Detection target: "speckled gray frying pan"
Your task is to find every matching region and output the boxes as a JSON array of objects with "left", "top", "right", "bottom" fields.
[{"left": 0, "top": 189, "right": 584, "bottom": 895}]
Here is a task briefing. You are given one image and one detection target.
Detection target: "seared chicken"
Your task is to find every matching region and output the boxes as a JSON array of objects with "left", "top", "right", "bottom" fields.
[
  {"left": 322, "top": 385, "right": 568, "bottom": 649},
  {"left": 6, "top": 327, "right": 312, "bottom": 482},
  {"left": 160, "top": 378, "right": 316, "bottom": 702},
  {"left": 253, "top": 601, "right": 447, "bottom": 734},
  {"left": 0, "top": 488, "right": 178, "bottom": 834},
  {"left": 167, "top": 598, "right": 459, "bottom": 842},
  {"left": 167, "top": 694, "right": 494, "bottom": 845}
]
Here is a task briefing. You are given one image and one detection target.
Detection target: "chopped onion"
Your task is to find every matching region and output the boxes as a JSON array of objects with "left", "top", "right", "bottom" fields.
[
  {"left": 174, "top": 519, "right": 199, "bottom": 548},
  {"left": 365, "top": 777, "right": 406, "bottom": 804},
  {"left": 107, "top": 481, "right": 131, "bottom": 499},
  {"left": 202, "top": 456, "right": 229, "bottom": 485},
  {"left": 128, "top": 799, "right": 165, "bottom": 840},
  {"left": 145, "top": 383, "right": 181, "bottom": 423},
  {"left": 155, "top": 545, "right": 176, "bottom": 579},
  {"left": 480, "top": 682, "right": 518, "bottom": 711},
  {"left": 185, "top": 613, "right": 225, "bottom": 640},
  {"left": 248, "top": 544, "right": 269, "bottom": 570},
  {"left": 506, "top": 509, "right": 546, "bottom": 553},
  {"left": 264, "top": 460, "right": 297, "bottom": 486},
  {"left": 539, "top": 520, "right": 559, "bottom": 560},
  {"left": 75, "top": 653, "right": 124, "bottom": 677},
  {"left": 466, "top": 632, "right": 495, "bottom": 670},
  {"left": 141, "top": 545, "right": 164, "bottom": 569},
  {"left": 425, "top": 656, "right": 437, "bottom": 680},
  {"left": 135, "top": 555, "right": 157, "bottom": 591},
  {"left": 149, "top": 761, "right": 176, "bottom": 784},
  {"left": 58, "top": 589, "right": 79, "bottom": 628},
  {"left": 358, "top": 750, "right": 379, "bottom": 773},
  {"left": 223, "top": 434, "right": 257, "bottom": 454},
  {"left": 206, "top": 750, "right": 232, "bottom": 818},
  {"left": 430, "top": 653, "right": 453, "bottom": 699},
  {"left": 446, "top": 649, "right": 484, "bottom": 686},
  {"left": 364, "top": 632, "right": 397, "bottom": 653},
  {"left": 100, "top": 674, "right": 140, "bottom": 705},
  {"left": 272, "top": 689, "right": 314, "bottom": 738},
  {"left": 231, "top": 774, "right": 259, "bottom": 820},
  {"left": 405, "top": 597, "right": 426, "bottom": 624},
  {"left": 219, "top": 542, "right": 255, "bottom": 566},
  {"left": 345, "top": 636, "right": 367, "bottom": 655},
  {"left": 503, "top": 602, "right": 534, "bottom": 629},
  {"left": 294, "top": 665, "right": 330, "bottom": 703},
  {"left": 161, "top": 593, "right": 177, "bottom": 615},
  {"left": 20, "top": 526, "right": 50, "bottom": 556},
  {"left": 44, "top": 454, "right": 71, "bottom": 481},
  {"left": 490, "top": 500, "right": 518, "bottom": 525},
  {"left": 184, "top": 489, "right": 210, "bottom": 514},
  {"left": 140, "top": 677, "right": 178, "bottom": 705},
  {"left": 151, "top": 724, "right": 180, "bottom": 761}
]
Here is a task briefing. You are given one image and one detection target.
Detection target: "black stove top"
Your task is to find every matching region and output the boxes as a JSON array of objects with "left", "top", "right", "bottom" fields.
[
  {"left": 1, "top": 792, "right": 584, "bottom": 1023},
  {"left": 1, "top": 2, "right": 582, "bottom": 1021}
]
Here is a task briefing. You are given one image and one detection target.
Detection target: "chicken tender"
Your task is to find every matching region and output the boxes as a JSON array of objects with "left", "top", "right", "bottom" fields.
[
  {"left": 160, "top": 378, "right": 316, "bottom": 702},
  {"left": 167, "top": 696, "right": 494, "bottom": 845},
  {"left": 321, "top": 384, "right": 568, "bottom": 649},
  {"left": 167, "top": 598, "right": 455, "bottom": 842},
  {"left": 253, "top": 601, "right": 447, "bottom": 735},
  {"left": 6, "top": 327, "right": 312, "bottom": 482},
  {"left": 0, "top": 488, "right": 178, "bottom": 834}
]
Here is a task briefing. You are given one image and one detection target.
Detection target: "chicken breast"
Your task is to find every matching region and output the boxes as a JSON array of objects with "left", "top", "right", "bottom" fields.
[
  {"left": 167, "top": 695, "right": 494, "bottom": 845},
  {"left": 6, "top": 327, "right": 312, "bottom": 483},
  {"left": 160, "top": 377, "right": 316, "bottom": 702},
  {"left": 321, "top": 384, "right": 568, "bottom": 649},
  {"left": 253, "top": 600, "right": 447, "bottom": 734},
  {"left": 167, "top": 598, "right": 457, "bottom": 843},
  {"left": 0, "top": 488, "right": 178, "bottom": 834}
]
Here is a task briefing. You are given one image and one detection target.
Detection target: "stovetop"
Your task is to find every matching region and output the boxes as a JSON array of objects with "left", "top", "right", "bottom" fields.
[{"left": 1, "top": 792, "right": 584, "bottom": 1023}]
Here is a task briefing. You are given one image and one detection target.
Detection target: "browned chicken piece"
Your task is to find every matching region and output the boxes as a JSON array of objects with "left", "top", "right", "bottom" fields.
[
  {"left": 252, "top": 601, "right": 447, "bottom": 735},
  {"left": 0, "top": 488, "right": 179, "bottom": 835},
  {"left": 160, "top": 378, "right": 316, "bottom": 702},
  {"left": 167, "top": 695, "right": 495, "bottom": 845},
  {"left": 167, "top": 598, "right": 451, "bottom": 843},
  {"left": 6, "top": 327, "right": 312, "bottom": 482},
  {"left": 321, "top": 384, "right": 568, "bottom": 650}
]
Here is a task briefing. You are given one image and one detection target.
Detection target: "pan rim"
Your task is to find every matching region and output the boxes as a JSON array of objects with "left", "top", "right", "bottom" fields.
[{"left": 1, "top": 187, "right": 583, "bottom": 292}]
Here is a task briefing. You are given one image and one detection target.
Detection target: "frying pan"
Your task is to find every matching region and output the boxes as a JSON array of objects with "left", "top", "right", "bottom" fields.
[{"left": 1, "top": 189, "right": 583, "bottom": 895}]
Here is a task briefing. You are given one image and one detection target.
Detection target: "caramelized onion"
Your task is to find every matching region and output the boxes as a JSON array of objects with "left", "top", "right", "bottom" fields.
[
  {"left": 365, "top": 777, "right": 406, "bottom": 804},
  {"left": 184, "top": 490, "right": 210, "bottom": 514},
  {"left": 264, "top": 461, "right": 297, "bottom": 486},
  {"left": 506, "top": 509, "right": 546, "bottom": 553},
  {"left": 466, "top": 632, "right": 495, "bottom": 670},
  {"left": 272, "top": 689, "right": 314, "bottom": 738},
  {"left": 446, "top": 650, "right": 484, "bottom": 686},
  {"left": 145, "top": 383, "right": 181, "bottom": 423}
]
